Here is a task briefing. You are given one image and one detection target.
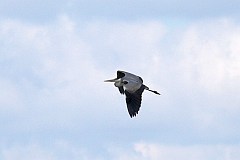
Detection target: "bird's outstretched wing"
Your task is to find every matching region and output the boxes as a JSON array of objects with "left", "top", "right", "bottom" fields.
[
  {"left": 118, "top": 86, "right": 124, "bottom": 94},
  {"left": 117, "top": 71, "right": 125, "bottom": 79},
  {"left": 117, "top": 71, "right": 125, "bottom": 94},
  {"left": 125, "top": 85, "right": 145, "bottom": 118}
]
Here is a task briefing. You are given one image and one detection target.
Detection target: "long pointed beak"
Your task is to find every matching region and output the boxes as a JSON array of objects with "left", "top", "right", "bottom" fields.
[{"left": 104, "top": 78, "right": 118, "bottom": 82}]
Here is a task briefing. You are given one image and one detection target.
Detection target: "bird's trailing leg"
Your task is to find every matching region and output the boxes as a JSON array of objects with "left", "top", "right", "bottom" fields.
[{"left": 145, "top": 86, "right": 160, "bottom": 95}]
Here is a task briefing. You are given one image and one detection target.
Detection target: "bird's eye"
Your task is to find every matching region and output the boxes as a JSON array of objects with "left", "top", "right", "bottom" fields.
[{"left": 123, "top": 81, "right": 128, "bottom": 84}]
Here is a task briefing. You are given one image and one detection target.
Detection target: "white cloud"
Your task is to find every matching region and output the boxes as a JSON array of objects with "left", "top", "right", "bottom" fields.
[
  {"left": 1, "top": 16, "right": 240, "bottom": 160},
  {"left": 108, "top": 143, "right": 240, "bottom": 160},
  {"left": 1, "top": 142, "right": 240, "bottom": 160},
  {"left": 1, "top": 144, "right": 55, "bottom": 160},
  {"left": 0, "top": 141, "right": 101, "bottom": 160},
  {"left": 0, "top": 79, "right": 23, "bottom": 112},
  {"left": 81, "top": 20, "right": 166, "bottom": 73},
  {"left": 178, "top": 19, "right": 240, "bottom": 93},
  {"left": 135, "top": 143, "right": 240, "bottom": 160},
  {"left": 0, "top": 16, "right": 110, "bottom": 132}
]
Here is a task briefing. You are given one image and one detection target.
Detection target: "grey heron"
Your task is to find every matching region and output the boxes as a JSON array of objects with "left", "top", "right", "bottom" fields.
[{"left": 104, "top": 70, "right": 160, "bottom": 118}]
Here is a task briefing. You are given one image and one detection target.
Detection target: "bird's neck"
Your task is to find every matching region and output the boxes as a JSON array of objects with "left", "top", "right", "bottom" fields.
[{"left": 114, "top": 79, "right": 123, "bottom": 87}]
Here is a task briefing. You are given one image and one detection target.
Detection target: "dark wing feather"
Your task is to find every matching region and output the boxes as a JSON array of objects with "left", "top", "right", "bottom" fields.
[
  {"left": 118, "top": 86, "right": 124, "bottom": 94},
  {"left": 117, "top": 71, "right": 125, "bottom": 79},
  {"left": 125, "top": 85, "right": 145, "bottom": 118},
  {"left": 139, "top": 76, "right": 143, "bottom": 83}
]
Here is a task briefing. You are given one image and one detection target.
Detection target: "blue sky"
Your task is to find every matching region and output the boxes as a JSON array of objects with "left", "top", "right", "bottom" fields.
[{"left": 1, "top": 0, "right": 240, "bottom": 159}]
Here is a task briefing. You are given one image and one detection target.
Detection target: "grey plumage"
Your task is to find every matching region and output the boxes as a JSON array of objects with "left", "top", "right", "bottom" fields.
[{"left": 105, "top": 70, "right": 160, "bottom": 118}]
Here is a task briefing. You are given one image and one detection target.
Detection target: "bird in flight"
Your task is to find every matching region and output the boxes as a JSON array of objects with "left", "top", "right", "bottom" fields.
[{"left": 104, "top": 70, "right": 160, "bottom": 118}]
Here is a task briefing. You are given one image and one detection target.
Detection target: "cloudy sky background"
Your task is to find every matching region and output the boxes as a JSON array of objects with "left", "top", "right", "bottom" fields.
[{"left": 1, "top": 0, "right": 240, "bottom": 159}]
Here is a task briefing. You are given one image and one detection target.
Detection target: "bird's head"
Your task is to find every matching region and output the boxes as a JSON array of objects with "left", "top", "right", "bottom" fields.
[{"left": 104, "top": 78, "right": 123, "bottom": 87}]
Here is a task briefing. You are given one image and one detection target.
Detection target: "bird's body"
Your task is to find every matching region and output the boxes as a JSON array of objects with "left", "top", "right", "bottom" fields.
[
  {"left": 115, "top": 71, "right": 142, "bottom": 93},
  {"left": 105, "top": 70, "right": 160, "bottom": 118}
]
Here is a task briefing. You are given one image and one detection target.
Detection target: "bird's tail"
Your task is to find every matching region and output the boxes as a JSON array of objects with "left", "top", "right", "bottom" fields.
[{"left": 145, "top": 86, "right": 160, "bottom": 95}]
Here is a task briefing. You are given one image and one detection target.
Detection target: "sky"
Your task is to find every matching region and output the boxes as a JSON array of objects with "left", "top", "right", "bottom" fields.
[{"left": 1, "top": 0, "right": 240, "bottom": 159}]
